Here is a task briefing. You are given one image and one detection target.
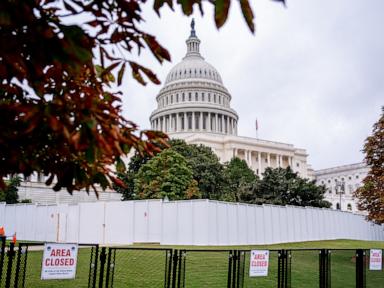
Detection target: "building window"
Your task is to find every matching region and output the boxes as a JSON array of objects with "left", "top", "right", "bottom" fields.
[
  {"left": 336, "top": 203, "right": 340, "bottom": 210},
  {"left": 182, "top": 93, "right": 185, "bottom": 102},
  {"left": 189, "top": 93, "right": 192, "bottom": 101},
  {"left": 166, "top": 97, "right": 168, "bottom": 105},
  {"left": 214, "top": 94, "right": 216, "bottom": 103},
  {"left": 348, "top": 176, "right": 351, "bottom": 180},
  {"left": 356, "top": 175, "right": 359, "bottom": 179},
  {"left": 195, "top": 93, "right": 198, "bottom": 101},
  {"left": 202, "top": 93, "right": 205, "bottom": 101},
  {"left": 171, "top": 95, "right": 173, "bottom": 104},
  {"left": 328, "top": 180, "right": 331, "bottom": 183},
  {"left": 347, "top": 203, "right": 352, "bottom": 211},
  {"left": 208, "top": 93, "right": 211, "bottom": 102},
  {"left": 296, "top": 162, "right": 299, "bottom": 167}
]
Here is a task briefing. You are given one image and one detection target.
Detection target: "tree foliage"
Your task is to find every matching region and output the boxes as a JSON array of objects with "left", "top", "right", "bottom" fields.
[
  {"left": 134, "top": 149, "right": 200, "bottom": 200},
  {"left": 0, "top": 0, "right": 285, "bottom": 193},
  {"left": 252, "top": 167, "right": 331, "bottom": 208},
  {"left": 114, "top": 152, "right": 154, "bottom": 200},
  {"left": 169, "top": 139, "right": 226, "bottom": 199},
  {"left": 355, "top": 108, "right": 384, "bottom": 224},
  {"left": 0, "top": 176, "right": 21, "bottom": 204},
  {"left": 223, "top": 157, "right": 258, "bottom": 202}
]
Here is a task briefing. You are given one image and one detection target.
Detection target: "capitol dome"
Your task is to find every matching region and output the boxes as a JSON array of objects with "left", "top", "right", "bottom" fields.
[{"left": 150, "top": 19, "right": 239, "bottom": 136}]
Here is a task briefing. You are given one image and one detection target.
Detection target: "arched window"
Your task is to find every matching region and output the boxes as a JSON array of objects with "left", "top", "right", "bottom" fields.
[
  {"left": 347, "top": 203, "right": 352, "bottom": 211},
  {"left": 336, "top": 203, "right": 340, "bottom": 210}
]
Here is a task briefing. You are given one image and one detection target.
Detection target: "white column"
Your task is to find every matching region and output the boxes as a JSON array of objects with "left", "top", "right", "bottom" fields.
[
  {"left": 176, "top": 113, "right": 179, "bottom": 132},
  {"left": 215, "top": 114, "right": 218, "bottom": 133},
  {"left": 226, "top": 117, "right": 230, "bottom": 134},
  {"left": 258, "top": 152, "right": 261, "bottom": 176},
  {"left": 277, "top": 155, "right": 281, "bottom": 168},
  {"left": 267, "top": 153, "right": 271, "bottom": 167},
  {"left": 207, "top": 112, "right": 211, "bottom": 131},
  {"left": 183, "top": 112, "right": 187, "bottom": 131},
  {"left": 200, "top": 112, "right": 203, "bottom": 131},
  {"left": 192, "top": 112, "right": 195, "bottom": 131},
  {"left": 233, "top": 148, "right": 237, "bottom": 158}
]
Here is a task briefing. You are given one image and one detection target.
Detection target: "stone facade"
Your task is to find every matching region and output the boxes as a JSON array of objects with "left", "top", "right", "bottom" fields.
[{"left": 314, "top": 163, "right": 368, "bottom": 213}]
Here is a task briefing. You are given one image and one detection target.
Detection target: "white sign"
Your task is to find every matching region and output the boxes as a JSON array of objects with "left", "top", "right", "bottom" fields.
[
  {"left": 41, "top": 243, "right": 78, "bottom": 280},
  {"left": 249, "top": 250, "right": 269, "bottom": 277},
  {"left": 369, "top": 249, "right": 382, "bottom": 271}
]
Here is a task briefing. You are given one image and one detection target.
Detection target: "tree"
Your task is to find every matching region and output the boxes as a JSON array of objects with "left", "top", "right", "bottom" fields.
[
  {"left": 0, "top": 176, "right": 21, "bottom": 204},
  {"left": 355, "top": 108, "right": 384, "bottom": 224},
  {"left": 1, "top": 0, "right": 286, "bottom": 193},
  {"left": 134, "top": 149, "right": 200, "bottom": 200},
  {"left": 252, "top": 167, "right": 331, "bottom": 208},
  {"left": 224, "top": 157, "right": 258, "bottom": 202},
  {"left": 114, "top": 151, "right": 154, "bottom": 200},
  {"left": 169, "top": 139, "right": 227, "bottom": 199}
]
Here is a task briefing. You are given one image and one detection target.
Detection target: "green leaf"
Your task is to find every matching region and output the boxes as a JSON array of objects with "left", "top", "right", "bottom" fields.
[
  {"left": 117, "top": 63, "right": 126, "bottom": 86},
  {"left": 239, "top": 0, "right": 255, "bottom": 33},
  {"left": 214, "top": 0, "right": 230, "bottom": 29},
  {"left": 116, "top": 157, "right": 126, "bottom": 173}
]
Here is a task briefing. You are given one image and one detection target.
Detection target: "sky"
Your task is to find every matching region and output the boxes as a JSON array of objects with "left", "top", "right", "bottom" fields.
[{"left": 119, "top": 0, "right": 384, "bottom": 170}]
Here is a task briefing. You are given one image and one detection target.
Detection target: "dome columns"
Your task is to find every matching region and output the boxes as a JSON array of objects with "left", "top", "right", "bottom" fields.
[{"left": 151, "top": 111, "right": 238, "bottom": 135}]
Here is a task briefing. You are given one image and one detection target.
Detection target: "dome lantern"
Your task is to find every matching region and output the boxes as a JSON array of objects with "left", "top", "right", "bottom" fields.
[{"left": 185, "top": 18, "right": 202, "bottom": 59}]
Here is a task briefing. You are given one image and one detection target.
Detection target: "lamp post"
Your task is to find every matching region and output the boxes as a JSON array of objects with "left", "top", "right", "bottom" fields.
[{"left": 335, "top": 180, "right": 345, "bottom": 210}]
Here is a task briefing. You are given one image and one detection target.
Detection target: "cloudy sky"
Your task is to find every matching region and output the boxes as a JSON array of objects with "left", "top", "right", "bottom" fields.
[{"left": 119, "top": 0, "right": 383, "bottom": 170}]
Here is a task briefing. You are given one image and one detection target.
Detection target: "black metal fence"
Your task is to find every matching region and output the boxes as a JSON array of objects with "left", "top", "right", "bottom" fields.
[{"left": 0, "top": 236, "right": 383, "bottom": 288}]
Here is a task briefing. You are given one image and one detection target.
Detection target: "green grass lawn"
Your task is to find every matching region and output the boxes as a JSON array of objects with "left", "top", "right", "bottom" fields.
[{"left": 2, "top": 239, "right": 383, "bottom": 287}]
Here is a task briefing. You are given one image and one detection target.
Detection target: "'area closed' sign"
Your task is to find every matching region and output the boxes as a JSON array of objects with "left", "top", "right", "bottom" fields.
[
  {"left": 249, "top": 250, "right": 270, "bottom": 277},
  {"left": 41, "top": 243, "right": 78, "bottom": 280}
]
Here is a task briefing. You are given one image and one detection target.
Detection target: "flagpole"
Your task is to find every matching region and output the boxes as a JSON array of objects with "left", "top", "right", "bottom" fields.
[{"left": 256, "top": 118, "right": 259, "bottom": 139}]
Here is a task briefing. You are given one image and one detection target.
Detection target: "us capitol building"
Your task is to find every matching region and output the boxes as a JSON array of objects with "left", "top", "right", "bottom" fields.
[
  {"left": 150, "top": 21, "right": 313, "bottom": 179},
  {"left": 13, "top": 22, "right": 367, "bottom": 214}
]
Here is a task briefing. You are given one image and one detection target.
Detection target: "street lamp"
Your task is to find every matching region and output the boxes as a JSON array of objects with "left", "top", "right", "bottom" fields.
[{"left": 335, "top": 180, "right": 345, "bottom": 210}]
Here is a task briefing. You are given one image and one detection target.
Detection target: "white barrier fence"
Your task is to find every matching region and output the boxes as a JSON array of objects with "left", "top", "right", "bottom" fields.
[{"left": 0, "top": 199, "right": 383, "bottom": 245}]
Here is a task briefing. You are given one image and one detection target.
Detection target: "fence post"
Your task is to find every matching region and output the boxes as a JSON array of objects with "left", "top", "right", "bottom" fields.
[
  {"left": 278, "top": 249, "right": 291, "bottom": 288},
  {"left": 0, "top": 236, "right": 6, "bottom": 285},
  {"left": 5, "top": 242, "right": 15, "bottom": 288},
  {"left": 356, "top": 249, "right": 366, "bottom": 288},
  {"left": 98, "top": 247, "right": 107, "bottom": 288},
  {"left": 88, "top": 245, "right": 99, "bottom": 288},
  {"left": 232, "top": 250, "right": 238, "bottom": 288},
  {"left": 319, "top": 249, "right": 331, "bottom": 288},
  {"left": 171, "top": 249, "right": 179, "bottom": 288},
  {"left": 13, "top": 243, "right": 23, "bottom": 288}
]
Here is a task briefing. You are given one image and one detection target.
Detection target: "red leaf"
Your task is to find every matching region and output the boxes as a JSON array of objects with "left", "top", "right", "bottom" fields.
[
  {"left": 239, "top": 0, "right": 255, "bottom": 33},
  {"left": 214, "top": 0, "right": 230, "bottom": 29}
]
